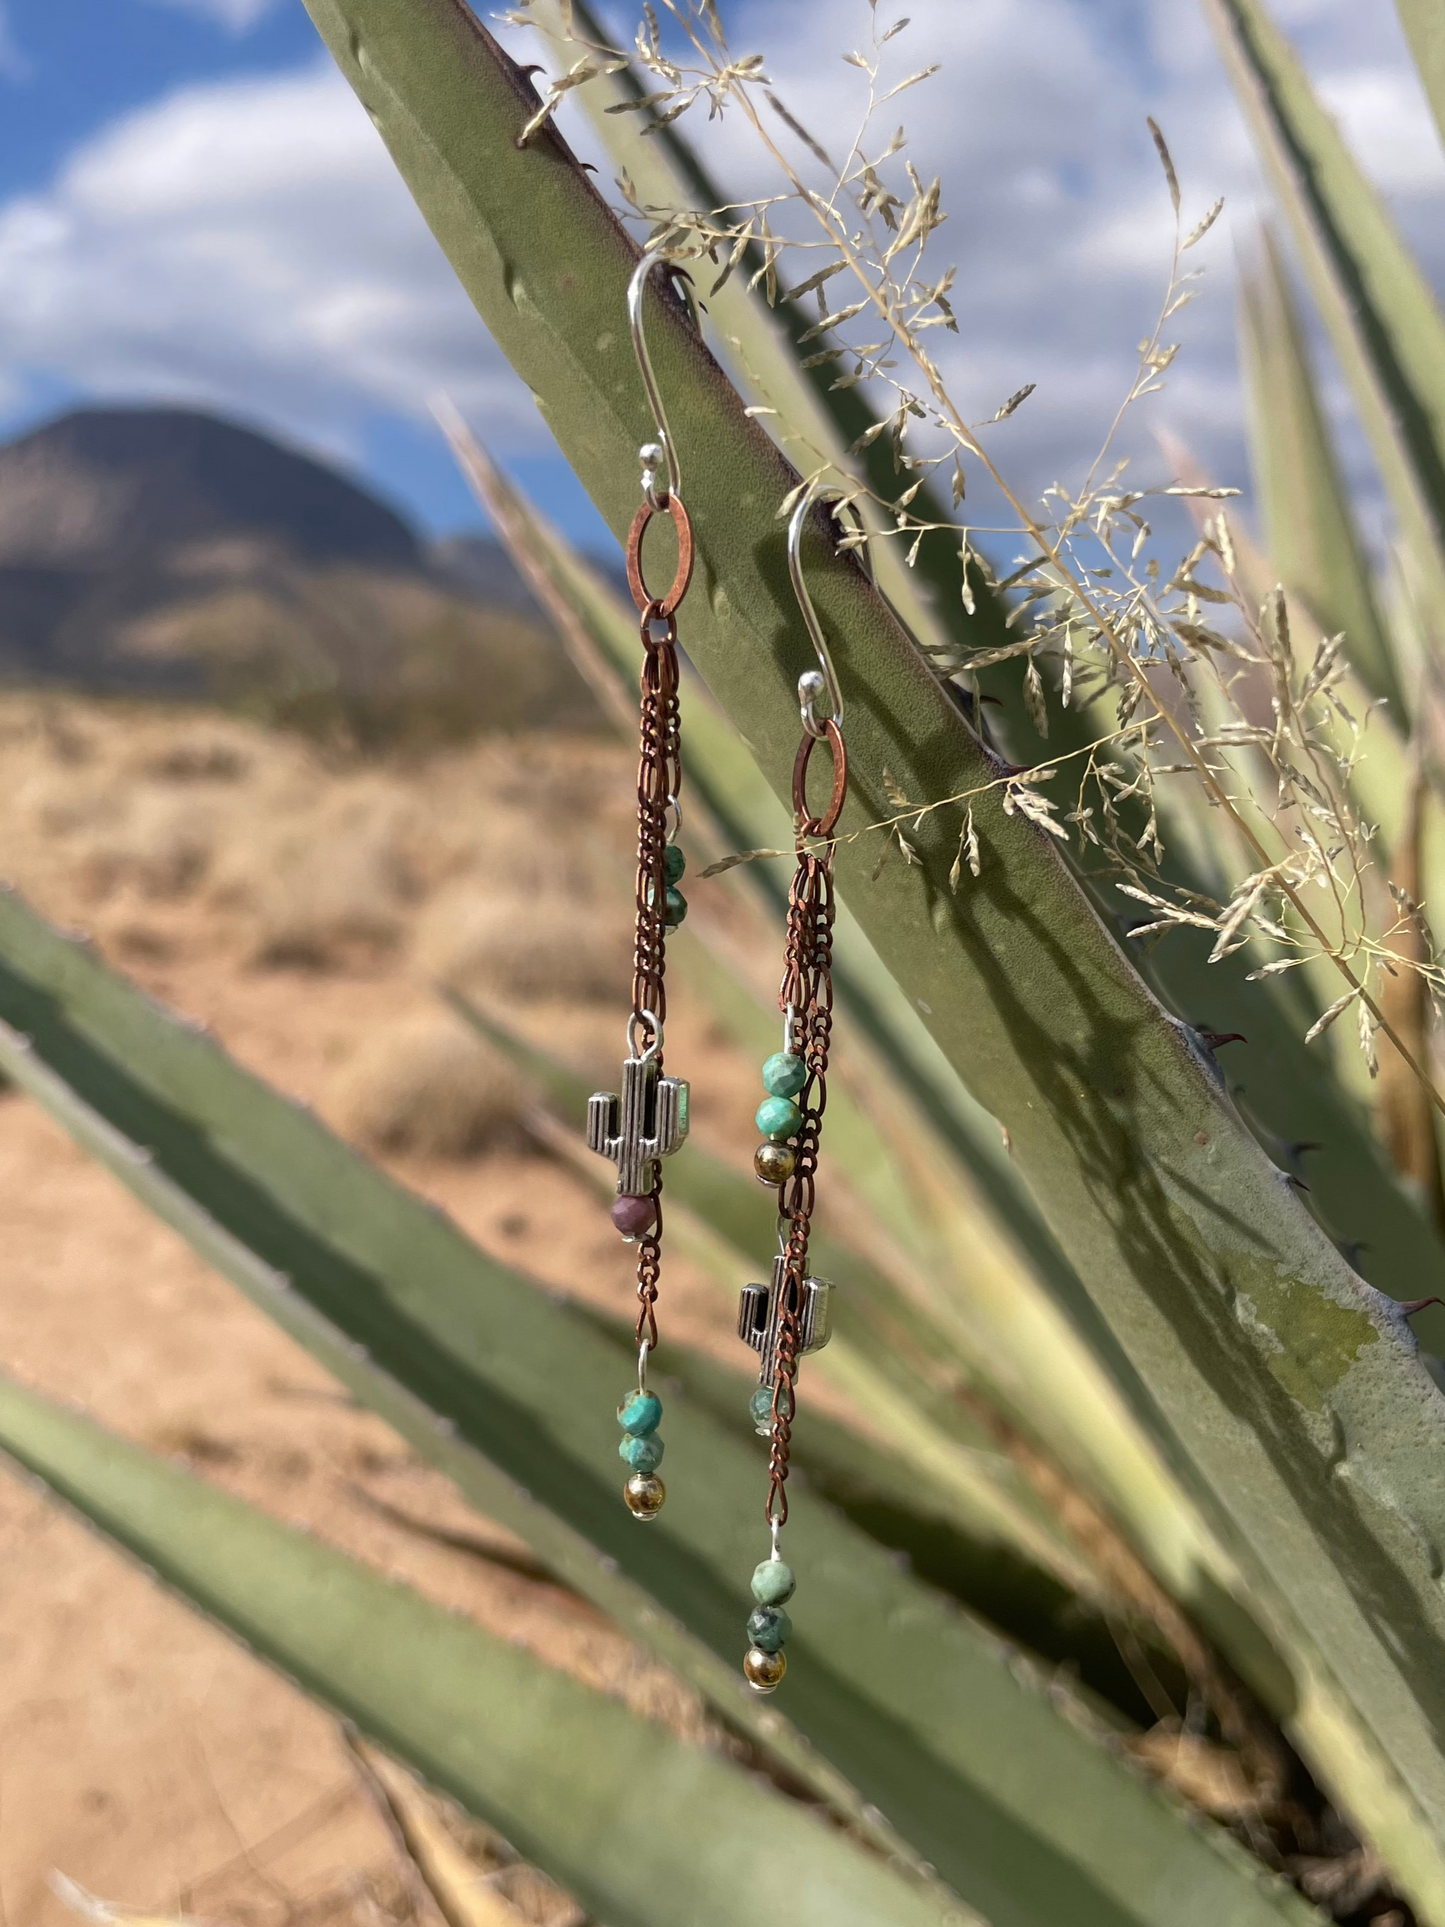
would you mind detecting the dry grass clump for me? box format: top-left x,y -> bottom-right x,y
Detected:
243,784 -> 424,971
79,783 -> 222,901
326,1008 -> 530,1158
0,698 -> 311,923
0,693 -> 638,1017
469,804 -> 616,906
138,729 -> 253,784
10,763 -> 122,847
416,885 -> 633,1006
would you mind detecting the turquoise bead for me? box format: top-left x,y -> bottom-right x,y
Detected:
618,1390 -> 663,1437
746,1605 -> 792,1653
761,1051 -> 806,1099
751,1559 -> 796,1606
756,1095 -> 802,1141
749,1386 -> 774,1435
665,887 -> 687,928
620,1432 -> 665,1473
664,844 -> 686,884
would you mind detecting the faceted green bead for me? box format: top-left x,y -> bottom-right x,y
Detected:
761,1051 -> 806,1099
664,844 -> 686,884
620,1432 -> 665,1473
664,887 -> 687,928
746,1605 -> 792,1653
751,1559 -> 796,1606
617,1389 -> 663,1437
748,1386 -> 774,1435
755,1095 -> 802,1140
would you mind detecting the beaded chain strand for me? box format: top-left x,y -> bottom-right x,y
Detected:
613,509 -> 691,1519
588,252 -> 696,1521
739,719 -> 847,1692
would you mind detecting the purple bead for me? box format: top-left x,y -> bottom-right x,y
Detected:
611,1194 -> 657,1238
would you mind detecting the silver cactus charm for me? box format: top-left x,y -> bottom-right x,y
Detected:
738,1254 -> 833,1388
588,1053 -> 689,1198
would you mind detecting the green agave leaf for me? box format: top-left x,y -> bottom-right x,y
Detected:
1202,0 -> 1445,653
0,889 -> 1320,1927
959,528 -> 1445,1319
299,1 -> 1445,1905
1168,444 -> 1445,1148
1394,1 -> 1445,156
1238,226 -> 1401,716
0,1373 -> 955,1927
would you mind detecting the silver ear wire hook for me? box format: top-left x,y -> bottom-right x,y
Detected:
628,249 -> 690,512
788,482 -> 863,740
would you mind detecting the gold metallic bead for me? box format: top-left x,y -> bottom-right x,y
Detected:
743,1645 -> 787,1693
754,1140 -> 797,1186
624,1472 -> 666,1520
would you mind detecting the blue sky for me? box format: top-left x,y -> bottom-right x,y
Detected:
0,0 -> 607,542
0,4 -> 311,195
0,0 -> 1438,558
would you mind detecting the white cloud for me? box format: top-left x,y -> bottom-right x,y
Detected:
1318,67 -> 1445,195
0,0 -> 1439,554
143,0 -> 283,34
0,59 -> 537,460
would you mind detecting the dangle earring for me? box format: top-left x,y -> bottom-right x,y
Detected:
737,483 -> 851,1691
588,250 -> 696,1522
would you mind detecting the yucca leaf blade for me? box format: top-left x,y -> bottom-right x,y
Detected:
1201,0 -> 1445,641
1238,226 -> 1402,715
0,1372 -> 959,1927
1394,0 -> 1445,154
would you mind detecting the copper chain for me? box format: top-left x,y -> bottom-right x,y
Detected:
625,484 -> 691,1357
764,823 -> 838,1532
629,597 -> 680,1351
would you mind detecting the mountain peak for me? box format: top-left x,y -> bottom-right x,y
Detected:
0,406 -> 421,573
0,403 -> 603,743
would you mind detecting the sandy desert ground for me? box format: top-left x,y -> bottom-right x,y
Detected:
0,692 -> 784,1926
